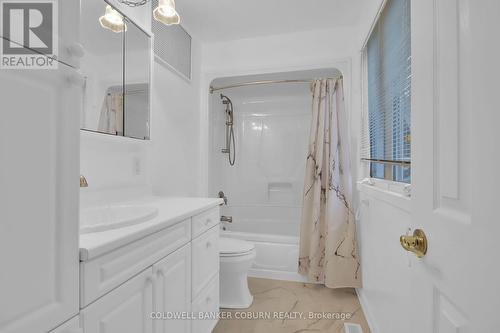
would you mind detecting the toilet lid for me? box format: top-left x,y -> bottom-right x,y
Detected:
219,238 -> 255,255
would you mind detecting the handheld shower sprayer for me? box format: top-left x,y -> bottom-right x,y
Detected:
220,94 -> 236,166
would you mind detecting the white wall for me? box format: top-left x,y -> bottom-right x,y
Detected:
201,27 -> 360,73
80,131 -> 150,190
356,183 -> 412,333
149,37 -> 203,197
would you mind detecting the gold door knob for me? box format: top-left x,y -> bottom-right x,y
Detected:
400,229 -> 428,258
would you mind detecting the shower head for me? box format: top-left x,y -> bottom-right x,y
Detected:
220,94 -> 230,104
220,94 -> 236,166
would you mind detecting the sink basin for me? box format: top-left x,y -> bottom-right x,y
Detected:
80,204 -> 159,233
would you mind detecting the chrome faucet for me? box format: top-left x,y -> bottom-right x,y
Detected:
218,191 -> 227,205
80,175 -> 88,188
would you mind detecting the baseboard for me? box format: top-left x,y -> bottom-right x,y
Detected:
355,288 -> 381,333
248,268 -> 311,283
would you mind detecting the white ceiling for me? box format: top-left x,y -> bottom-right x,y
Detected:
175,0 -> 366,42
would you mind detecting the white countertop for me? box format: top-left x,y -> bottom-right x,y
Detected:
79,197 -> 223,261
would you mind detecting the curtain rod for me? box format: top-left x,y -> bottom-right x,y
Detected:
209,75 -> 343,94
361,158 -> 411,166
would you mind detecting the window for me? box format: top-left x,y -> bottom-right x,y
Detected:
362,0 -> 411,183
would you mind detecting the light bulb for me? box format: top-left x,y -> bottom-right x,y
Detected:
99,5 -> 126,33
159,6 -> 176,18
153,0 -> 180,25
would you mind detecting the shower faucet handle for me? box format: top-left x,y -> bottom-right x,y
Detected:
218,191 -> 228,205
220,216 -> 233,223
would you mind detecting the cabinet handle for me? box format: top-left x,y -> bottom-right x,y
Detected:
206,241 -> 212,248
206,296 -> 212,304
205,218 -> 211,225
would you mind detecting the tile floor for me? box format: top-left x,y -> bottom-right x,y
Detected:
213,277 -> 371,333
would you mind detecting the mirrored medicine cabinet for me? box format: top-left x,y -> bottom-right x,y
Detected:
80,0 -> 151,140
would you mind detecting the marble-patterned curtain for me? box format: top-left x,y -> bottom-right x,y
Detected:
298,78 -> 361,288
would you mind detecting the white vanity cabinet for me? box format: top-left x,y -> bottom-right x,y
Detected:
80,269 -> 154,333
191,208 -> 221,333
79,203 -> 222,333
79,220 -> 192,307
153,244 -> 192,333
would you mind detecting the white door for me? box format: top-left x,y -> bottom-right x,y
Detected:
0,1 -> 81,332
81,269 -> 153,333
410,0 -> 500,332
0,63 -> 81,332
152,244 -> 191,333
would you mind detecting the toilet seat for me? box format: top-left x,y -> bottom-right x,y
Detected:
219,238 -> 255,257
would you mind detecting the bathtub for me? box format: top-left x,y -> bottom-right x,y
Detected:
221,218 -> 308,282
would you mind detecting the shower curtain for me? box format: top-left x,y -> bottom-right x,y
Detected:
298,78 -> 361,288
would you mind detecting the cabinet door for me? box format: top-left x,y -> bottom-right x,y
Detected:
152,244 -> 191,333
81,269 -> 153,333
0,65 -> 81,331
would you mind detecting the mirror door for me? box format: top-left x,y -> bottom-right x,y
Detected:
124,19 -> 151,140
80,0 -> 151,140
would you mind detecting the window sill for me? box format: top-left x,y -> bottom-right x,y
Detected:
356,178 -> 411,213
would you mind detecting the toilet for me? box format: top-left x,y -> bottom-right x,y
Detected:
219,237 -> 256,309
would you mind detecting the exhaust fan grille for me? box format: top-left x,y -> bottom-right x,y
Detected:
152,0 -> 192,80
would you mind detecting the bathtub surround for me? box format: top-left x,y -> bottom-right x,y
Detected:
299,78 -> 361,288
208,70 -> 340,282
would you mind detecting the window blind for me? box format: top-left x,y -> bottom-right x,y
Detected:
361,0 -> 411,183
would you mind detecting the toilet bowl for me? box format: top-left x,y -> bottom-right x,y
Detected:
219,237 -> 256,309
